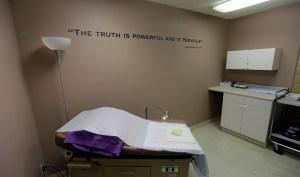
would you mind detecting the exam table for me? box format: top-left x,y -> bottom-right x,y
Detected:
56,130 -> 192,177
55,107 -> 208,177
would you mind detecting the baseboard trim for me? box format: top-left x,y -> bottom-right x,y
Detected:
190,116 -> 220,130
222,127 -> 267,147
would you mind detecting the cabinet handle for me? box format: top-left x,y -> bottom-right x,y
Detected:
240,105 -> 247,109
67,162 -> 92,169
119,171 -> 136,175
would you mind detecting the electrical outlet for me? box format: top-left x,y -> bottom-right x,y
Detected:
161,166 -> 178,173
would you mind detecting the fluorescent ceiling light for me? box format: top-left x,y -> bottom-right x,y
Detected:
213,0 -> 270,13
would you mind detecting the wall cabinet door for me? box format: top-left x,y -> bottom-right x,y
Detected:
226,50 -> 248,69
247,48 -> 280,70
226,48 -> 281,70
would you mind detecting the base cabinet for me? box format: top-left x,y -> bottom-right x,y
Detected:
68,158 -> 191,177
221,93 -> 273,144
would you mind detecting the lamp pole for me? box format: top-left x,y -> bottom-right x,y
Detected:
145,105 -> 169,120
54,50 -> 69,122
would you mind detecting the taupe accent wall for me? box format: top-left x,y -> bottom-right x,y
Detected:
10,0 -> 227,166
0,0 -> 44,177
4,0 -> 300,174
226,3 -> 300,88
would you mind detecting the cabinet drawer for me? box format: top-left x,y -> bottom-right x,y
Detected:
69,168 -> 101,177
245,97 -> 272,110
224,93 -> 244,103
103,166 -> 150,177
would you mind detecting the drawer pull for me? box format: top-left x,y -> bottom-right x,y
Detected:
119,171 -> 136,175
67,162 -> 92,169
240,104 -> 247,109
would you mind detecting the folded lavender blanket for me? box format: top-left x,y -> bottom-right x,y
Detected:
64,130 -> 124,157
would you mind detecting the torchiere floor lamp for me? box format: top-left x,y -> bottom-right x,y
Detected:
41,37 -> 71,122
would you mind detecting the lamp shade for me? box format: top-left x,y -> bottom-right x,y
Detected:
41,37 -> 71,50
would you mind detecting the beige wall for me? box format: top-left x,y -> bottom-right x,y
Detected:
225,3 -> 300,88
5,0 -> 300,174
0,0 -> 44,176
10,0 -> 227,166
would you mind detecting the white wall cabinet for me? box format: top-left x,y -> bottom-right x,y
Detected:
226,48 -> 281,70
221,93 -> 273,144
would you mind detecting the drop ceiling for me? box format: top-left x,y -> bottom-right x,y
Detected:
146,0 -> 300,19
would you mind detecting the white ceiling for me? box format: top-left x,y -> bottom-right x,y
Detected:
146,0 -> 300,19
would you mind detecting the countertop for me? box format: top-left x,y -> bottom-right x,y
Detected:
209,84 -> 288,101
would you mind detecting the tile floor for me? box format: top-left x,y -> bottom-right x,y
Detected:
189,120 -> 300,177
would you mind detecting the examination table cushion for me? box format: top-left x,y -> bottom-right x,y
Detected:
55,120 -> 191,157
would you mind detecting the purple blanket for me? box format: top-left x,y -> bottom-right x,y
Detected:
64,130 -> 124,157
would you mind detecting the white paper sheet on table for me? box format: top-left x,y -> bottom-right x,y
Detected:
57,107 -> 148,148
144,122 -> 200,153
57,107 -> 208,177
